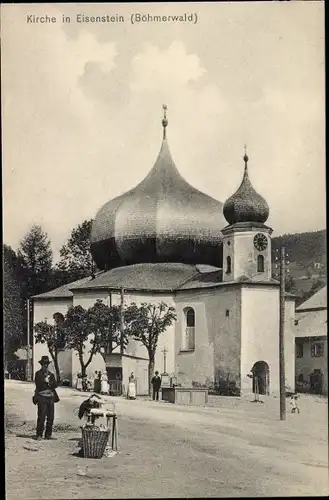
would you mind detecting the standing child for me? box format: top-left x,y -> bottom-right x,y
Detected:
290,394 -> 300,414
127,372 -> 136,400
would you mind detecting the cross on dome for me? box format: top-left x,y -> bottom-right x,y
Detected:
244,144 -> 249,165
162,104 -> 168,139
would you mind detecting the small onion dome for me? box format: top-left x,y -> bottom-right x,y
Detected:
223,150 -> 269,225
90,106 -> 225,271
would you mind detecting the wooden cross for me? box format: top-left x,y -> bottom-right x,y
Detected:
162,346 -> 168,374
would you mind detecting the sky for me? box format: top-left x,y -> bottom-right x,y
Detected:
1,2 -> 325,262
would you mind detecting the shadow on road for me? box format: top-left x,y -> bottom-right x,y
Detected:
15,433 -> 37,440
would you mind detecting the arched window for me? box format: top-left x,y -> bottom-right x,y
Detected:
257,255 -> 265,273
53,312 -> 65,350
226,256 -> 232,274
182,307 -> 195,351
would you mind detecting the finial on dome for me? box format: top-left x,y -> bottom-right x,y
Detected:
162,104 -> 168,139
243,144 -> 249,166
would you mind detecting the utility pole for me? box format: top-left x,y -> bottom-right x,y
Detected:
26,298 -> 32,382
279,246 -> 286,421
120,288 -> 125,355
108,291 -> 113,354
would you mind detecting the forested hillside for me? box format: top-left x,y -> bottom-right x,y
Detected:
272,229 -> 326,305
272,230 -> 326,267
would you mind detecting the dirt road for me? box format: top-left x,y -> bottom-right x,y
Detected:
5,380 -> 328,498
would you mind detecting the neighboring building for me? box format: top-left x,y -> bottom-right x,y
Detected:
32,107 -> 296,397
295,286 -> 327,395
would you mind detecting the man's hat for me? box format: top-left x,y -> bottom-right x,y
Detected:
39,355 -> 50,366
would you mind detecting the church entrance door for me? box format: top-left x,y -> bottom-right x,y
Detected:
251,361 -> 270,395
106,367 -> 123,396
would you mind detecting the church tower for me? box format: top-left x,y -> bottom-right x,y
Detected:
222,148 -> 272,282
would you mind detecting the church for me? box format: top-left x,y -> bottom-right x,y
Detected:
32,107 -> 296,397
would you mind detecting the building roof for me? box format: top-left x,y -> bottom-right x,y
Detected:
32,276 -> 95,299
295,309 -> 327,338
67,263 -> 281,293
296,285 -> 327,312
70,263 -> 202,292
33,263 -> 285,299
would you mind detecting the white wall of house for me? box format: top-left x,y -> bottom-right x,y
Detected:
284,298 -> 296,393
295,337 -> 327,395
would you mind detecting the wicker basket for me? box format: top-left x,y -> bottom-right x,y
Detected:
81,425 -> 110,459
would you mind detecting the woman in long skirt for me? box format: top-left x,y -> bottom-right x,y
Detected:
101,372 -> 109,395
76,374 -> 83,391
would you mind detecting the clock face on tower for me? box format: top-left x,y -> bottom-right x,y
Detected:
253,233 -> 268,251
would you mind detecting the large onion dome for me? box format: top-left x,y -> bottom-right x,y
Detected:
223,150 -> 269,225
91,106 -> 225,270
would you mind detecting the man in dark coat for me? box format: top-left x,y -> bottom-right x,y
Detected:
34,356 -> 59,440
151,371 -> 161,401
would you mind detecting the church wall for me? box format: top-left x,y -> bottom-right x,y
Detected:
211,287 -> 242,388
240,286 -> 280,395
72,290 -> 109,309
32,298 -> 72,379
174,292 -> 212,386
174,286 -> 242,387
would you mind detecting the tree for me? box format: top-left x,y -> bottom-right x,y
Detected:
4,248 -> 24,363
56,219 -> 94,281
285,275 -> 298,294
125,302 -> 177,395
87,300 -> 129,355
63,304 -> 97,378
18,224 -> 53,297
34,317 -> 65,383
63,300 -> 130,378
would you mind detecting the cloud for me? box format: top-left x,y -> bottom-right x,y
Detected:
130,40 -> 206,91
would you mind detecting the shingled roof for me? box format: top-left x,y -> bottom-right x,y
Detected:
69,263 -> 201,293
32,276 -> 95,299
33,263 -> 286,299
295,309 -> 327,338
